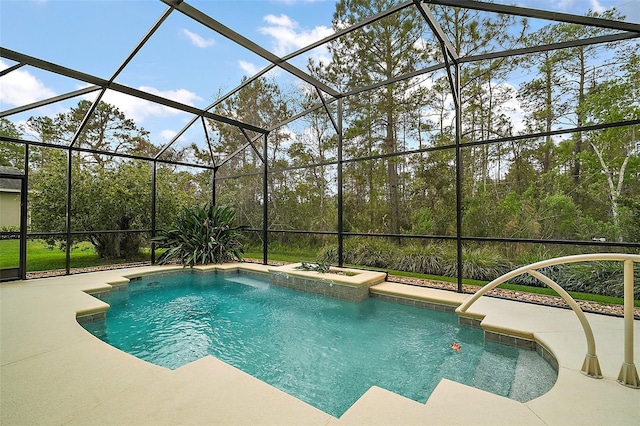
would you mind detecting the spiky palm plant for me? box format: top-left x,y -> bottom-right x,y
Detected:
152,204 -> 247,266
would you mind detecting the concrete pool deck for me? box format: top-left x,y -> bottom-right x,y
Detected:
1,264 -> 638,425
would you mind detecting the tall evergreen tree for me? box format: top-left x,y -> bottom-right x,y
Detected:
211,76 -> 293,230
314,0 -> 431,234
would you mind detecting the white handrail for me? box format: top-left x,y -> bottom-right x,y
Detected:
455,253 -> 639,387
619,259 -> 639,388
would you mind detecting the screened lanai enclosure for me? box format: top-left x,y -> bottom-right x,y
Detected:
1,0 -> 639,296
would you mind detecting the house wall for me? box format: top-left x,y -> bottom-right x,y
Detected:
0,191 -> 21,227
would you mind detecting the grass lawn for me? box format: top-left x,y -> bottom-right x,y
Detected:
3,242 -> 635,307
0,239 -> 149,272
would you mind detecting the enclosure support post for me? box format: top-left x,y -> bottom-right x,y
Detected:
337,98 -> 344,268
212,167 -> 217,206
19,144 -> 29,280
454,62 -> 463,293
65,149 -> 72,275
151,161 -> 157,265
262,133 -> 268,265
618,259 -> 639,387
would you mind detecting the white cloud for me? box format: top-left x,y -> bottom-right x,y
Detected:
159,129 -> 177,141
495,82 -> 527,134
182,29 -> 215,48
139,86 -> 202,106
0,60 -> 56,106
83,85 -> 202,123
259,14 -> 333,57
238,60 -> 260,76
158,129 -> 192,145
589,0 -> 606,13
263,14 -> 296,28
556,0 -> 575,10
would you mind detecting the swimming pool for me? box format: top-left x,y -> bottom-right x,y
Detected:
82,271 -> 557,417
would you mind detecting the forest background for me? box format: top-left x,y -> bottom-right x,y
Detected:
1,1 -> 638,297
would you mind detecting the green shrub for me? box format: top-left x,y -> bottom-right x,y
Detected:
321,241 -> 513,281
319,240 -> 638,299
0,225 -> 20,240
344,238 -> 395,268
317,246 -> 339,264
152,204 -> 247,266
318,238 -> 395,268
550,261 -> 639,299
509,247 -> 565,287
394,244 -> 446,276
441,246 -> 512,281
507,246 -> 639,298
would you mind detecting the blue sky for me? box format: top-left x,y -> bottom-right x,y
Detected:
1,0 -> 638,148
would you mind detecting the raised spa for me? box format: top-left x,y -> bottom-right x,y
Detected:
82,271 -> 557,417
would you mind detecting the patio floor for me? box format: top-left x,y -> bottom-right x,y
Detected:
1,264 -> 638,425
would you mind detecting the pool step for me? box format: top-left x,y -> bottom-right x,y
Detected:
508,350 -> 557,402
471,349 -> 514,397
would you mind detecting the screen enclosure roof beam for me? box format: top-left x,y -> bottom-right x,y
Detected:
459,31 -> 640,63
0,62 -> 25,78
0,86 -> 101,118
424,0 -> 640,33
161,0 -> 341,98
415,1 -> 459,61
0,48 -> 268,135
207,0 -> 414,108
69,5 -> 176,148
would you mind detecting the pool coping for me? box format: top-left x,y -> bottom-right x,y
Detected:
1,263 -> 639,425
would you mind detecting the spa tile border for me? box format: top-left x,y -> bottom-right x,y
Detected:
370,292 -> 457,312
270,273 -> 371,302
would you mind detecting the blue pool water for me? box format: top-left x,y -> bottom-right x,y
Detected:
82,272 -> 556,417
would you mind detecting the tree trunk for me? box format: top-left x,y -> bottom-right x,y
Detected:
386,86 -> 400,235
572,48 -> 586,201
590,142 -> 630,242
